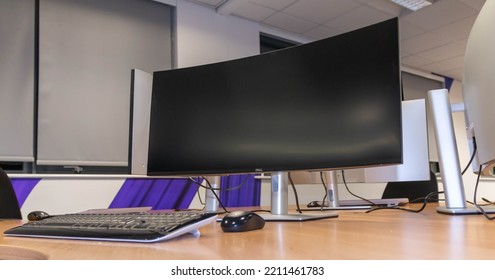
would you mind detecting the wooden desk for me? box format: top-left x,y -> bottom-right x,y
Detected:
1,204 -> 494,260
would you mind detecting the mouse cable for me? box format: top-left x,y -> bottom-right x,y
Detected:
365,190 -> 443,214
288,172 -> 303,213
472,165 -> 495,220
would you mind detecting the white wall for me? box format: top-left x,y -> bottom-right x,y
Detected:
175,0 -> 260,67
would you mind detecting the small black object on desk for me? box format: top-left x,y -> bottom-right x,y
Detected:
220,211 -> 265,232
27,211 -> 51,221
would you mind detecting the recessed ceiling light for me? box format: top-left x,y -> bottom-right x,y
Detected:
390,0 -> 432,11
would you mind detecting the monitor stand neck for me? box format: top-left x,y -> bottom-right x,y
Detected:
325,170 -> 340,208
261,171 -> 338,221
204,176 -> 221,213
318,171 -> 372,210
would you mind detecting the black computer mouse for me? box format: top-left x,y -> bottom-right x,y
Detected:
220,211 -> 265,232
27,211 -> 51,221
307,200 -> 329,207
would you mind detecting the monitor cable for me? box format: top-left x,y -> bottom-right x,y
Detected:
365,190 -> 444,213
472,165 -> 495,220
196,184 -> 205,206
481,198 -> 495,205
459,137 -> 494,209
319,172 -> 329,211
194,175 -> 251,192
461,137 -> 477,175
340,170 -> 377,207
364,136 -> 478,214
288,172 -> 303,214
188,177 -> 229,214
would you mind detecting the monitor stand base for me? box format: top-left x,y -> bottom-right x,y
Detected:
258,212 -> 338,221
437,205 -> 495,215
303,206 -> 371,211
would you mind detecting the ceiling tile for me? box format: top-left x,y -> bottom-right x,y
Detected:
249,0 -> 298,10
324,5 -> 395,32
400,31 -> 454,54
365,0 -> 402,16
416,42 -> 466,61
282,0 -> 359,24
232,2 -> 277,21
422,61 -> 455,74
399,20 -> 425,40
303,25 -> 342,39
263,12 -> 318,33
440,55 -> 465,69
459,0 -> 487,10
401,0 -> 479,31
433,15 -> 477,41
401,55 -> 434,68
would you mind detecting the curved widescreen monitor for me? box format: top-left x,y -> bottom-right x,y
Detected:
148,18 -> 402,176
463,1 -> 495,174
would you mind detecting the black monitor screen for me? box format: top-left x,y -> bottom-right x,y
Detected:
147,18 -> 402,176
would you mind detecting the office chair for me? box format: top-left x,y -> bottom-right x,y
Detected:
381,171 -> 439,203
0,167 -> 22,219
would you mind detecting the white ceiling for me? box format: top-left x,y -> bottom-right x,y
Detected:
186,0 -> 486,81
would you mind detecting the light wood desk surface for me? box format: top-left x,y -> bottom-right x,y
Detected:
1,203 -> 494,260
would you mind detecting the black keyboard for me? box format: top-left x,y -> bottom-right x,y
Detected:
4,211 -> 217,243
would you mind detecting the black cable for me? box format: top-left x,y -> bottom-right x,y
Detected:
482,197 -> 495,205
193,175 -> 251,191
472,165 -> 495,220
188,174 -> 251,210
196,187 -> 205,206
189,176 -> 205,206
408,195 -> 444,204
319,172 -> 329,210
341,170 -> 377,206
461,137 -> 477,175
188,177 -> 229,213
365,191 -> 444,213
288,172 -> 302,213
202,177 -> 229,213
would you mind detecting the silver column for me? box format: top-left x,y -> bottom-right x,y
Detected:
428,89 -> 467,211
204,176 -> 220,213
271,172 -> 288,215
324,170 -> 340,207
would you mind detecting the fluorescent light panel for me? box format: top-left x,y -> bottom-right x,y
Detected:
390,0 -> 432,11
